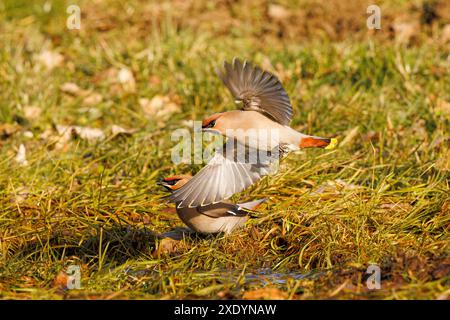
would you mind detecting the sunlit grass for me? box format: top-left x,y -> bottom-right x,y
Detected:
0,0 -> 448,299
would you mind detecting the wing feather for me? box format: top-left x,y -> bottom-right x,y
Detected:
169,140 -> 281,208
216,58 -> 293,125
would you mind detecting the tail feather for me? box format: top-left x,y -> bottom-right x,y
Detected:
299,136 -> 337,149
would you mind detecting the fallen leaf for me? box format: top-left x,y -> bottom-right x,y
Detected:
117,67 -> 136,93
23,131 -> 34,138
0,123 -> 20,139
110,124 -> 136,136
242,287 -> 287,300
83,92 -> 103,106
23,105 -> 42,120
152,238 -> 180,257
15,144 -> 28,166
441,24 -> 450,43
60,82 -> 84,95
53,270 -> 69,290
268,4 -> 290,20
140,95 -> 181,120
392,22 -> 419,44
37,50 -> 63,70
56,125 -> 105,142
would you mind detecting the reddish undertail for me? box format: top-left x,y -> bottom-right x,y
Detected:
299,137 -> 338,149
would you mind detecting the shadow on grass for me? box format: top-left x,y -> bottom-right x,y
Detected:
14,224 -> 205,266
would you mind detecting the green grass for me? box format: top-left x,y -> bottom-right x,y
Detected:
0,0 -> 449,299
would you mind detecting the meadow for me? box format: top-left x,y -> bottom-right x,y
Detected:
0,0 -> 449,299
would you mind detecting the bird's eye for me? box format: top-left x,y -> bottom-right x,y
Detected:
202,119 -> 216,129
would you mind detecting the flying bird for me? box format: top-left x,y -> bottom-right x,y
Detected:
170,58 -> 337,208
159,175 -> 266,234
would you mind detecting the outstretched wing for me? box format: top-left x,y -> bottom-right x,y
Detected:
216,57 -> 293,125
169,139 -> 282,208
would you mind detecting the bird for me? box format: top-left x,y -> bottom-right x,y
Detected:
159,174 -> 266,234
170,57 -> 337,208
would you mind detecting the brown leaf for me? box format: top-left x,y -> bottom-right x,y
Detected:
441,24 -> 450,43
60,82 -> 84,95
140,95 -> 181,120
37,50 -> 63,70
53,270 -> 69,290
56,125 -> 105,142
117,67 -> 136,93
268,4 -> 290,20
110,125 -> 136,137
23,106 -> 42,120
392,22 -> 419,44
152,238 -> 180,257
83,93 -> 103,106
0,123 -> 20,139
242,287 -> 287,300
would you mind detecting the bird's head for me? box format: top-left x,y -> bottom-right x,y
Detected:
201,113 -> 225,134
158,175 -> 191,192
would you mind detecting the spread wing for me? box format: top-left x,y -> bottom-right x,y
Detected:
216,57 -> 293,125
169,139 -> 282,208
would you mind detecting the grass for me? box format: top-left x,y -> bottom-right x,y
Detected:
0,0 -> 449,299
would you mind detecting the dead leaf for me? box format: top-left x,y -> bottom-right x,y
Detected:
152,238 -> 180,257
392,22 -> 419,44
110,124 -> 136,137
56,125 -> 105,142
83,93 -> 103,106
15,144 -> 28,166
117,67 -> 136,93
60,82 -> 84,95
242,287 -> 287,300
23,106 -> 42,120
0,123 -> 20,139
53,270 -> 69,289
37,50 -> 63,70
441,24 -> 450,43
23,131 -> 34,138
140,95 -> 181,120
268,4 -> 290,20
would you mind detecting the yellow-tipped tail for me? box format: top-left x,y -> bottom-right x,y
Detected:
325,138 -> 338,150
